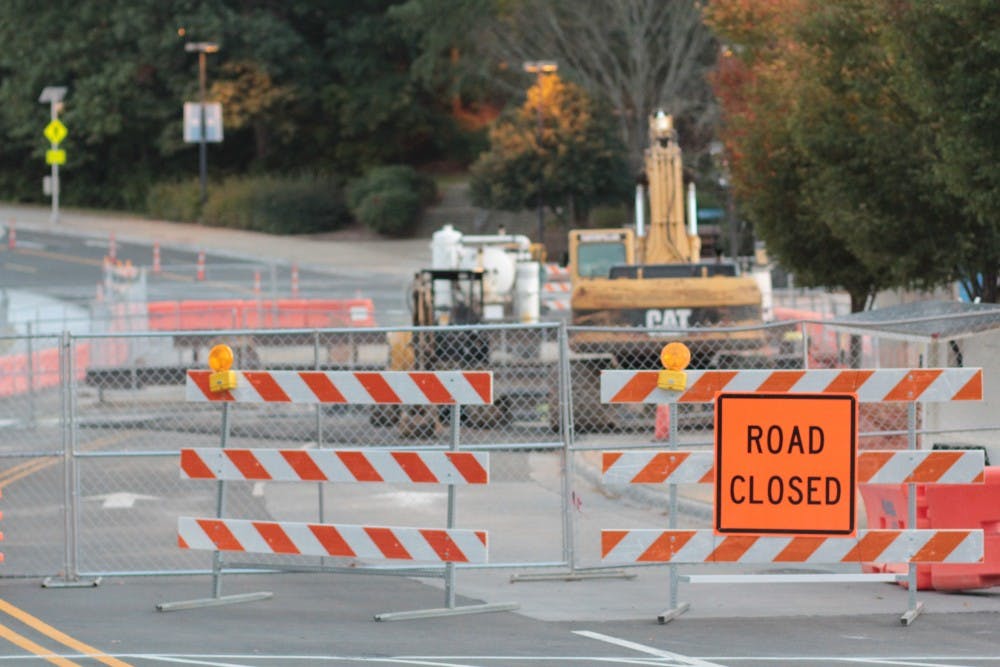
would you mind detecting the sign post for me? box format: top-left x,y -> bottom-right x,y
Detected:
39,87 -> 68,224
714,392 -> 857,536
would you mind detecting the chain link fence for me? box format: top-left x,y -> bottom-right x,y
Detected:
0,310 -> 997,579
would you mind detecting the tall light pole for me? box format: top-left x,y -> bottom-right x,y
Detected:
185,41 -> 219,206
522,60 -> 558,245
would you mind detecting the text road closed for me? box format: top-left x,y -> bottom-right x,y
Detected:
715,392 -> 857,536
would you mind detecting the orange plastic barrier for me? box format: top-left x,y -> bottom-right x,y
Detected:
0,342 -> 89,398
146,298 -> 376,331
860,465 -> 1000,590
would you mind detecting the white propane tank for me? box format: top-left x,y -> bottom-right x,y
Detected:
515,260 -> 540,323
479,246 -> 516,300
430,224 -> 463,311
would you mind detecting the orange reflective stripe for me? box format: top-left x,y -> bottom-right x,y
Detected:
883,369 -> 942,402
180,449 -> 214,479
299,372 -> 347,403
280,450 -> 328,481
226,450 -> 271,480
392,452 -> 437,483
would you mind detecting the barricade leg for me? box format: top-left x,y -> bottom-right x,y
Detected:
157,404 -> 273,611
375,405 -> 518,621
901,402 -> 924,626
658,403 -> 689,624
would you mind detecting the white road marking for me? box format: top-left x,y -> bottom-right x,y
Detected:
1,655 -> 997,666
575,630 -> 729,667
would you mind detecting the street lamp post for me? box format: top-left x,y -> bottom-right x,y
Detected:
522,60 -> 558,245
185,41 -> 219,206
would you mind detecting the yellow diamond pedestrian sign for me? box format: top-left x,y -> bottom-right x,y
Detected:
44,119 -> 67,145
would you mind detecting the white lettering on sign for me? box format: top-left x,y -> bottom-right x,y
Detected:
645,308 -> 692,328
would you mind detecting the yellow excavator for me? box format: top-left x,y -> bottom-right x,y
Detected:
561,110 -> 766,429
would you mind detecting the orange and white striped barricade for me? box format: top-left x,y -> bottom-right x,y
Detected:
160,368 -> 518,620
599,366 -> 985,625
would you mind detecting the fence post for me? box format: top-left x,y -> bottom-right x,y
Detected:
510,321 -> 633,583
43,332 -> 99,588
25,322 -> 35,429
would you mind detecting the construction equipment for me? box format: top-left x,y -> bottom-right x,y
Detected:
378,229 -> 547,435
562,110 -> 767,430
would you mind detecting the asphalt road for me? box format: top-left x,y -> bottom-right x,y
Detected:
1,225 -> 415,326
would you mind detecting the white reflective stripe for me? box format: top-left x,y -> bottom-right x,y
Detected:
602,530 -> 983,564
177,517 -> 216,550
276,372 -> 317,403
853,369 -> 907,401
788,372 -> 831,394
602,451 -> 712,485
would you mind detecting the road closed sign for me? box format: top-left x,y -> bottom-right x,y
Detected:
715,392 -> 857,537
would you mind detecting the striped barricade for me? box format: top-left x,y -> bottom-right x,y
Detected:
602,529 -> 983,565
602,449 -> 987,486
181,448 -> 489,485
186,369 -> 493,405
598,366 -> 986,625
601,367 -> 983,405
179,518 -> 487,563
161,367 -> 518,620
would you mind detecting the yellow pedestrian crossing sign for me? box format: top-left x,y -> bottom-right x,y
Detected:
44,119 -> 67,145
46,149 -> 66,165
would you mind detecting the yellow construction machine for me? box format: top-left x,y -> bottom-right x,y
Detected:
561,110 -> 766,430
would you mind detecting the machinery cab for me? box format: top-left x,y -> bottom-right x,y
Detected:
568,228 -> 636,281
411,268 -> 485,327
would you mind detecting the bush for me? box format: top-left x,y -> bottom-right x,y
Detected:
147,174 -> 351,233
353,187 -> 421,236
145,180 -> 202,223
346,165 -> 437,236
200,174 -> 351,234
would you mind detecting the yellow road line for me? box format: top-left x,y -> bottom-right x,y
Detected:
15,247 -> 104,268
0,457 -> 58,489
0,432 -> 137,489
0,620 -> 83,666
4,262 -> 37,274
0,598 -> 130,667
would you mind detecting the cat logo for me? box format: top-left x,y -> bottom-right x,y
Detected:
645,308 -> 692,328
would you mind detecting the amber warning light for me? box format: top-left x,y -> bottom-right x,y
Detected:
208,344 -> 237,393
714,392 -> 857,537
657,342 -> 690,391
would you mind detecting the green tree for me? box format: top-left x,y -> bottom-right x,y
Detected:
884,0 -> 1000,303
469,75 -> 630,227
706,0 -> 979,311
0,1 -> 477,212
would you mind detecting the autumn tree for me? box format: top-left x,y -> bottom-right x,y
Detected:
705,0 -> 981,311
468,74 -> 630,230
476,0 -> 718,175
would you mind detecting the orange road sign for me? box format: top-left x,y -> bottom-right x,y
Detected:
715,392 -> 857,537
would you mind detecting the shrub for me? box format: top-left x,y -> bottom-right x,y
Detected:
353,187 -> 421,236
145,180 -> 202,223
346,165 -> 437,236
200,174 -> 351,234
